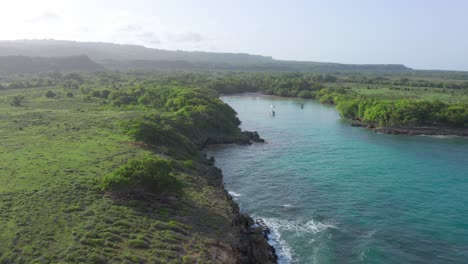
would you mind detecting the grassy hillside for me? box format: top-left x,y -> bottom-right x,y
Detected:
0,40 -> 411,73
0,84 -> 273,263
0,55 -> 104,74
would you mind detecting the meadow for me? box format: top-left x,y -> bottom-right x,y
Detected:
0,85 -> 248,263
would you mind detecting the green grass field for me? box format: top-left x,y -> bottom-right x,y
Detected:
0,87 -> 240,263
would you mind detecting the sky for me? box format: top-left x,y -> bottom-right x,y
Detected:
1,0 -> 468,70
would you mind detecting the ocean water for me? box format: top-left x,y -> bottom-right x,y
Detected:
206,94 -> 468,264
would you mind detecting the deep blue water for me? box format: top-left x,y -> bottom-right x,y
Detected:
206,94 -> 468,264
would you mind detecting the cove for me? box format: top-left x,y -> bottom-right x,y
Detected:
206,94 -> 468,264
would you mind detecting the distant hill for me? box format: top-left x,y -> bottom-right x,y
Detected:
0,55 -> 104,74
0,40 -> 412,73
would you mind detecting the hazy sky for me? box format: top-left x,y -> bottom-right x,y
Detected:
1,0 -> 467,70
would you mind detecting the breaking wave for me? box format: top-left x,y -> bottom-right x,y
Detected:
260,217 -> 335,263
228,191 -> 241,197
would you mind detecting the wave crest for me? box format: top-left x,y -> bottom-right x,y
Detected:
228,191 -> 241,197
260,217 -> 335,263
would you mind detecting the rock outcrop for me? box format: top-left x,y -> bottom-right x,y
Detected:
203,146 -> 277,263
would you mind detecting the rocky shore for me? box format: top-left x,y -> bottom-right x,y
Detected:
351,120 -> 468,137
203,132 -> 278,263
202,131 -> 265,148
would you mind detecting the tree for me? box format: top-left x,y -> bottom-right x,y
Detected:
100,156 -> 179,192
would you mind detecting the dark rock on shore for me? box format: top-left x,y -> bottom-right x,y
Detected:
374,126 -> 468,136
202,130 -> 265,148
200,147 -> 277,263
199,130 -> 276,263
349,120 -> 468,136
235,213 -> 278,264
241,131 -> 265,143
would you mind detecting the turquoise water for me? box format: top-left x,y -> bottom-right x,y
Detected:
206,94 -> 468,264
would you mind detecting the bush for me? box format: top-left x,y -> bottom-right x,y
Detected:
101,89 -> 112,99
129,238 -> 149,249
11,95 -> 24,106
298,90 -> 314,99
66,92 -> 74,98
45,91 -> 56,98
101,156 -> 179,192
92,90 -> 101,97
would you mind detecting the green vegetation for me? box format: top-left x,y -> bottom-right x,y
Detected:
1,68 -> 467,263
0,79 -> 253,263
45,90 -> 57,98
101,156 -> 179,192
117,71 -> 466,127
10,95 -> 23,106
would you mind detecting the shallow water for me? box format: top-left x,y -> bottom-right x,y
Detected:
206,94 -> 468,264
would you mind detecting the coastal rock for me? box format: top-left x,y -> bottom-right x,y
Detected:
200,131 -> 275,263
241,131 -> 265,143
201,163 -> 277,263
374,126 -> 468,137
202,130 -> 265,148
236,213 -> 278,264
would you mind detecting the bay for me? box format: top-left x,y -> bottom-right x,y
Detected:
206,94 -> 468,264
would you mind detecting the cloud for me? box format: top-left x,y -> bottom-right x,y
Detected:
137,32 -> 161,45
167,32 -> 204,43
26,11 -> 60,23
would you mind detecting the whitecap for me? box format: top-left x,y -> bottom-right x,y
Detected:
228,191 -> 241,197
258,217 -> 336,263
264,218 -> 335,234
282,204 -> 294,208
257,217 -> 336,263
260,218 -> 294,264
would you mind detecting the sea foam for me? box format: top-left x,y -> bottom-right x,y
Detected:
260,217 -> 336,263
228,191 -> 241,197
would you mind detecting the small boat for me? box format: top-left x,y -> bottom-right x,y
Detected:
270,104 -> 276,116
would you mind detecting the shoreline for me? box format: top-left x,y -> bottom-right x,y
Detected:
374,126 -> 468,137
223,92 -> 468,137
203,133 -> 278,263
351,121 -> 468,137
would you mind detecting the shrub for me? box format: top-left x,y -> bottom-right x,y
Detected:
11,95 -> 24,106
66,92 -> 74,98
101,89 -> 112,99
45,91 -> 56,98
129,238 -> 149,249
298,90 -> 314,99
101,156 -> 179,192
92,90 -> 101,97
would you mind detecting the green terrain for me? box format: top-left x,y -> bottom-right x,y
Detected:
0,80 -> 271,263
0,69 -> 467,263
